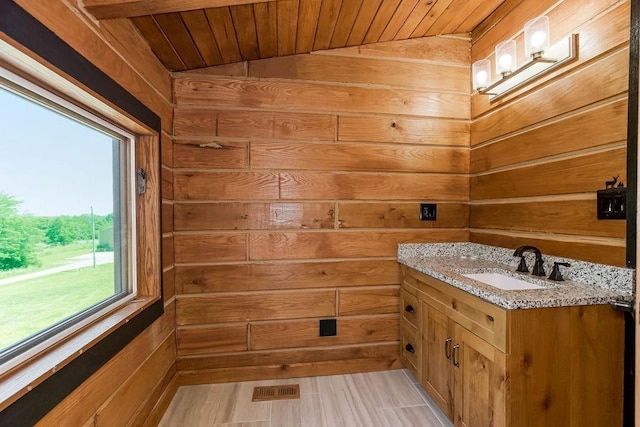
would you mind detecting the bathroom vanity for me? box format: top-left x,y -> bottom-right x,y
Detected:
398,243 -> 634,427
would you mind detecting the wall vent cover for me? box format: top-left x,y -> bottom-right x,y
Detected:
252,384 -> 300,401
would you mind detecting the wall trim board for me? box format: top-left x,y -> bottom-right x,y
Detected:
178,357 -> 403,386
0,1 -> 164,425
624,1 -> 639,425
138,367 -> 180,426
626,0 -> 638,269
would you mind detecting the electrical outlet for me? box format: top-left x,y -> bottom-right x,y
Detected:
420,203 -> 437,221
319,319 -> 337,336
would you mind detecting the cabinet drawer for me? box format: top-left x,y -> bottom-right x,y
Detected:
401,290 -> 420,328
401,321 -> 420,373
406,268 -> 508,352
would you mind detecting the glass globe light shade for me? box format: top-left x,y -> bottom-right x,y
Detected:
524,16 -> 550,58
472,59 -> 492,91
495,40 -> 517,76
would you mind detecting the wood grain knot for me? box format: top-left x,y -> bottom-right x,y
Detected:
541,394 -> 552,411
199,142 -> 223,149
391,122 -> 396,128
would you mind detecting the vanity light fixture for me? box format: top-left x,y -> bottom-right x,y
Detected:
473,15 -> 578,101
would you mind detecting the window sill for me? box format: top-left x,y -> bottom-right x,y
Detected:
0,296 -> 160,412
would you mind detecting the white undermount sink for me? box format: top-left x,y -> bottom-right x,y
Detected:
461,273 -> 545,291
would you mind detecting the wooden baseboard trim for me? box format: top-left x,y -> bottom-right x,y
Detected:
140,367 -> 179,427
178,357 -> 402,386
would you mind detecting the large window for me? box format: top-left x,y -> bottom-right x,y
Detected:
0,67 -> 137,367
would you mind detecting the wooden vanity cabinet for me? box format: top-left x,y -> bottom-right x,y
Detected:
400,265 -> 625,427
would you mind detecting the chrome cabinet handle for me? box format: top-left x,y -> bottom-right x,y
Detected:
452,344 -> 460,367
405,305 -> 415,314
444,337 -> 453,359
405,343 -> 415,354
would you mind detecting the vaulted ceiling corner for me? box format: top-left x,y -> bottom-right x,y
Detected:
83,0 -> 508,72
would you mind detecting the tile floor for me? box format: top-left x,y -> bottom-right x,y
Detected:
159,369 -> 452,426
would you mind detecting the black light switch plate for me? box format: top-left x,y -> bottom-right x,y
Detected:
319,319 -> 337,336
597,188 -> 627,220
420,203 -> 437,221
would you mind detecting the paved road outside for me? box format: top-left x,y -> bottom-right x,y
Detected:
0,252 -> 114,286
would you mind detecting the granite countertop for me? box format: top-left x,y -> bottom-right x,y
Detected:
398,243 -> 635,310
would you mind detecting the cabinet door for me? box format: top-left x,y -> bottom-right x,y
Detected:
422,302 -> 454,420
453,324 -> 507,427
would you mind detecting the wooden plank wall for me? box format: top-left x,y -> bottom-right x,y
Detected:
4,1 -> 178,425
470,0 -> 630,266
172,36 -> 471,384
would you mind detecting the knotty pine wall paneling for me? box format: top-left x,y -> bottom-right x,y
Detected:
1,1 -> 178,425
173,36 -> 471,384
470,0 -> 630,266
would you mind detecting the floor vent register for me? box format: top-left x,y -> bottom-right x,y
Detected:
251,384 -> 300,402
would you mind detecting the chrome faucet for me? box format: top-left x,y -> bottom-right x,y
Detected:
513,245 -> 546,276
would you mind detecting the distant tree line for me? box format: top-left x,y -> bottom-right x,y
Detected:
0,193 -> 113,271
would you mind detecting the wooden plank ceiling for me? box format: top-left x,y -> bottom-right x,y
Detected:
85,0 -> 506,71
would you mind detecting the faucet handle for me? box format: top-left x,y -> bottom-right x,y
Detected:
532,257 -> 546,276
548,262 -> 571,281
516,256 -> 529,273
